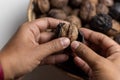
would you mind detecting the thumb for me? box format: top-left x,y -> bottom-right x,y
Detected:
71,41 -> 105,68
38,37 -> 70,58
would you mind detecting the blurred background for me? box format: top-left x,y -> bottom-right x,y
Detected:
0,0 -> 76,80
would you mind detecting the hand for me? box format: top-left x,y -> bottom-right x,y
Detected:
71,28 -> 120,80
0,18 -> 70,79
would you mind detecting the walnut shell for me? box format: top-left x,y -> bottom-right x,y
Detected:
65,15 -> 82,29
99,0 -> 114,7
68,23 -> 79,42
48,9 -> 67,20
107,20 -> 120,36
96,4 -> 109,14
35,0 -> 50,13
80,0 -> 96,21
57,23 -> 79,42
62,6 -> 72,15
50,0 -> 68,8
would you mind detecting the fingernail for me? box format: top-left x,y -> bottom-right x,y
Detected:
60,38 -> 70,48
71,41 -> 80,50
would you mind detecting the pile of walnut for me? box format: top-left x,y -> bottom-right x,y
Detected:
31,0 -> 120,44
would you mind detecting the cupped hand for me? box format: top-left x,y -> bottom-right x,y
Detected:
0,18 -> 70,79
71,28 -> 120,80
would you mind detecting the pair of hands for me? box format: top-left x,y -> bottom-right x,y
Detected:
0,18 -> 120,80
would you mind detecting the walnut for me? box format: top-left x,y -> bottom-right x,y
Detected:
62,6 -> 72,15
96,4 -> 109,14
99,0 -> 114,7
48,9 -> 67,20
50,0 -> 68,8
90,14 -> 112,33
65,15 -> 82,29
35,0 -> 50,13
80,0 -> 96,21
56,23 -> 84,42
107,20 -> 120,36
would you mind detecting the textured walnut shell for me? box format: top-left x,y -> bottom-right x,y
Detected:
68,24 -> 79,42
99,0 -> 114,7
107,20 -> 120,36
65,15 -> 82,29
48,9 -> 67,20
35,0 -> 50,13
59,23 -> 78,42
80,0 -> 96,21
50,0 -> 68,8
56,23 -> 84,42
96,4 -> 109,14
90,14 -> 112,33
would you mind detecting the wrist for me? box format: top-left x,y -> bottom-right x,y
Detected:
0,51 -> 15,79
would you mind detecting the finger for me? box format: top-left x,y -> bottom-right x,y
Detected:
74,57 -> 92,76
80,28 -> 120,56
40,54 -> 69,65
71,41 -> 105,68
39,32 -> 55,43
30,17 -> 69,31
37,37 -> 70,59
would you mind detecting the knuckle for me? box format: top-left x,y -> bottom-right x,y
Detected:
20,22 -> 31,30
49,40 -> 62,52
76,43 -> 92,60
97,33 -> 108,41
93,57 -> 106,67
77,43 -> 88,55
21,22 -> 30,27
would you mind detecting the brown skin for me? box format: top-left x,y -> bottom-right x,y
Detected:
71,28 -> 120,80
0,18 -> 70,79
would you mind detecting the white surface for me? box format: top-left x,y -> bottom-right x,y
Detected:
0,1 -> 76,80
0,0 -> 29,49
